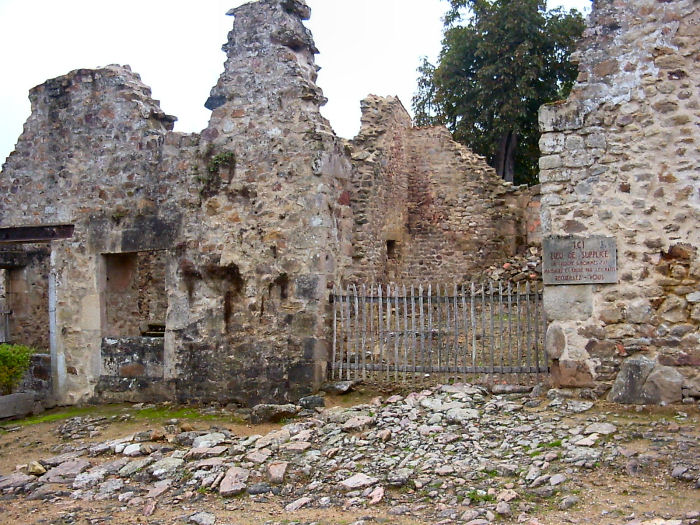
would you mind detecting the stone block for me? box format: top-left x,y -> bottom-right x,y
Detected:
539,133 -> 566,154
550,357 -> 596,387
545,324 -> 566,360
539,155 -> 562,170
640,365 -> 683,404
608,356 -> 655,404
626,299 -> 652,323
0,392 -> 37,419
539,102 -> 584,132
543,285 -> 593,321
659,349 -> 700,367
294,275 -> 320,300
599,305 -> 622,324
658,295 -> 688,323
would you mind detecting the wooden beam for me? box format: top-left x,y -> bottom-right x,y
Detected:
0,224 -> 74,244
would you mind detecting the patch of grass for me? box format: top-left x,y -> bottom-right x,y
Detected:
544,439 -> 562,448
132,406 -> 216,421
1,405 -> 106,428
465,489 -> 496,503
483,468 -> 499,478
0,403 -> 246,430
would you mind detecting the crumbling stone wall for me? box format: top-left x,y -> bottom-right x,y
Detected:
0,0 -> 353,406
346,96 -> 535,284
6,246 -> 50,350
0,64 -> 177,404
163,0 -> 354,405
539,0 -> 699,403
0,0 -> 537,406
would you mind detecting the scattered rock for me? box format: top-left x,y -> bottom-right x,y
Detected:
250,404 -> 299,424
559,495 -> 579,509
342,415 -> 375,432
368,485 -> 384,504
285,496 -> 312,511
584,422 -> 616,435
298,395 -> 325,409
496,501 -> 511,516
40,459 -> 91,484
188,511 -> 216,525
0,472 -> 34,490
148,457 -> 184,479
219,466 -> 249,497
267,461 -> 288,484
27,461 -> 46,476
192,432 -> 227,449
321,381 -> 355,395
340,473 -> 379,490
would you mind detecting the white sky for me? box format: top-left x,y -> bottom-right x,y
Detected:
0,0 -> 590,168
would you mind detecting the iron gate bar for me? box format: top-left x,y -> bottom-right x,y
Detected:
337,363 -> 548,374
330,281 -> 548,382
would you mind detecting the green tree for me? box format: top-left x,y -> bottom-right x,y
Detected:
413,0 -> 584,185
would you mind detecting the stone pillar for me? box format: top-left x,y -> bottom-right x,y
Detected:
168,0 -> 354,405
51,240 -> 103,404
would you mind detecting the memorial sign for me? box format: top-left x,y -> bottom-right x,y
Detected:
543,235 -> 617,285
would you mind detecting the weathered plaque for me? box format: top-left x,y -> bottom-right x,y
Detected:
543,235 -> 617,285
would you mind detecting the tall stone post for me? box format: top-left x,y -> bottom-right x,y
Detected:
167,0 -> 354,404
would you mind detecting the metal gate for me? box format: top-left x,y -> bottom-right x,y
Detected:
330,281 -> 548,382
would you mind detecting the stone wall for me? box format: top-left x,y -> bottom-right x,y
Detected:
0,0 -> 538,406
0,63 -> 177,404
539,0 -> 699,403
6,246 -> 50,350
0,0 -> 353,406
346,95 -> 535,284
164,0 -> 354,406
95,337 -> 167,403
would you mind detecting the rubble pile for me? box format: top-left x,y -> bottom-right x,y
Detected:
0,385 -> 698,524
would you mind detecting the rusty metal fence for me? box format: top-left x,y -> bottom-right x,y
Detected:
330,282 -> 548,383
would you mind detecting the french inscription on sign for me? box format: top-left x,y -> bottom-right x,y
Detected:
543,236 -> 617,285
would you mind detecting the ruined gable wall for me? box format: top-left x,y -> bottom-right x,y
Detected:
347,96 -> 533,285
539,0 -> 699,402
0,66 -> 178,403
0,0 -> 354,406
345,95 -> 413,283
162,0 -> 354,405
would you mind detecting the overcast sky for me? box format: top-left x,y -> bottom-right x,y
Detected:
0,0 -> 590,168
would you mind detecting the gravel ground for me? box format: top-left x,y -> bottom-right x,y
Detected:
0,384 -> 698,525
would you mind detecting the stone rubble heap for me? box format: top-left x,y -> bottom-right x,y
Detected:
0,385 -> 698,524
473,247 -> 543,285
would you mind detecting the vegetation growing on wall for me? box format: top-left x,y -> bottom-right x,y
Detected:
0,343 -> 35,395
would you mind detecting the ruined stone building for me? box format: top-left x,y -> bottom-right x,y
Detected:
540,0 -> 699,403
0,0 -> 533,406
4,0 -> 695,408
